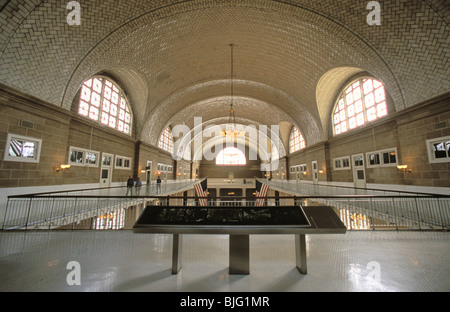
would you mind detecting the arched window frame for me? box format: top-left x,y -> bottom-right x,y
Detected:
216,147 -> 247,166
289,127 -> 306,154
158,127 -> 174,154
332,77 -> 388,136
78,76 -> 133,136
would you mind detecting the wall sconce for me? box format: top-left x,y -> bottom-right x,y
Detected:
397,165 -> 411,173
140,170 -> 146,174
319,169 -> 325,174
303,172 -> 307,176
56,164 -> 71,173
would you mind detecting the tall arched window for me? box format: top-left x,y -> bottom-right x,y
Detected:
78,76 -> 132,135
289,127 -> 305,154
158,127 -> 173,153
333,78 -> 388,136
216,147 -> 246,165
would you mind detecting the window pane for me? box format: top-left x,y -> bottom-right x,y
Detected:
22,142 -> 36,158
81,86 -> 91,102
85,152 -> 97,165
363,79 -> 373,94
103,156 -> 111,166
369,154 -> 380,165
90,92 -> 101,107
434,142 -> 447,158
79,101 -> 89,117
93,78 -> 103,93
365,93 -> 375,109
70,151 -> 84,163
342,158 -> 350,167
104,86 -> 111,100
377,102 -> 387,117
9,139 -> 23,157
375,87 -> 385,103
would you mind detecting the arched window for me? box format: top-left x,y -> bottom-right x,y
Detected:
78,76 -> 132,135
289,127 -> 305,154
333,78 -> 388,136
216,147 -> 246,166
158,127 -> 173,153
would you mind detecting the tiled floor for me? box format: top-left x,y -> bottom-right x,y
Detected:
0,230 -> 448,292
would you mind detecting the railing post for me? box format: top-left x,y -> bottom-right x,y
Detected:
414,197 -> 421,231
2,198 -> 11,230
436,198 -> 445,230
25,198 -> 33,231
72,198 -> 78,230
392,197 -> 398,231
48,197 -> 56,230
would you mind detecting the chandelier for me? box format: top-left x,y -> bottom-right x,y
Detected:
221,44 -> 243,138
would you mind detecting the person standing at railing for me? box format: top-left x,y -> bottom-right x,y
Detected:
157,176 -> 162,194
126,176 -> 134,196
135,177 -> 142,196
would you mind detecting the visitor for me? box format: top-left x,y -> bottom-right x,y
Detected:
135,177 -> 142,196
126,176 -> 134,196
156,176 -> 162,194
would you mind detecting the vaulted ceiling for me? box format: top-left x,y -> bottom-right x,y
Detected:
1,0 -> 449,152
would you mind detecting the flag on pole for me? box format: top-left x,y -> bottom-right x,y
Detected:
194,179 -> 208,206
255,180 -> 270,206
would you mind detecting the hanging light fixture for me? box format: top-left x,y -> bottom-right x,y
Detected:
222,44 -> 242,138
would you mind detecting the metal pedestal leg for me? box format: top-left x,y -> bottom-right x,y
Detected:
295,234 -> 307,274
229,235 -> 250,274
172,234 -> 183,274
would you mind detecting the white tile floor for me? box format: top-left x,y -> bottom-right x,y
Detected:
0,230 -> 448,292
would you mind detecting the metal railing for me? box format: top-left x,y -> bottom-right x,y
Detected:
2,194 -> 449,231
263,179 -> 449,197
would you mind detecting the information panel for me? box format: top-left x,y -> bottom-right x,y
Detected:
137,206 -> 311,227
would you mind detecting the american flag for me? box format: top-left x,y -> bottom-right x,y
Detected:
194,179 -> 208,206
255,180 -> 270,206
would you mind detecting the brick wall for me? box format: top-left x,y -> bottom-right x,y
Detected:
0,85 -> 180,189
0,88 -> 71,188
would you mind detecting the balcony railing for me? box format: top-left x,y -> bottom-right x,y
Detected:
2,194 -> 449,231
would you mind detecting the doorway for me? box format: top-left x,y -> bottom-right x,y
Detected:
352,154 -> 366,188
146,161 -> 152,185
312,161 -> 319,184
100,153 -> 113,187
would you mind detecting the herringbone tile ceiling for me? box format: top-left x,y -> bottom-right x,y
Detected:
0,0 -> 449,147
